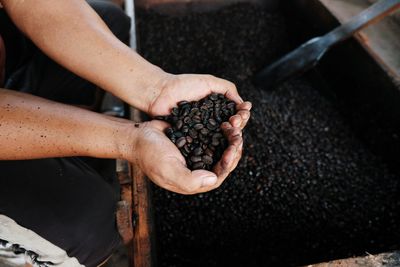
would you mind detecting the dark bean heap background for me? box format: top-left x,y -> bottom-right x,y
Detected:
137,3 -> 400,267
159,94 -> 236,170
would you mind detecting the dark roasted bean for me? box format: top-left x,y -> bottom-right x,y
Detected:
190,107 -> 199,115
174,131 -> 183,138
189,129 -> 198,138
154,116 -> 166,120
176,120 -> 183,130
182,125 -> 189,133
193,147 -> 203,156
184,144 -> 191,154
204,148 -> 213,157
176,137 -> 186,148
192,162 -> 204,170
202,155 -> 213,165
194,123 -> 204,130
208,118 -> 217,126
166,127 -> 174,136
190,156 -> 202,163
200,128 -> 209,136
207,123 -> 218,130
181,107 -> 190,117
210,93 -> 218,101
213,133 -> 223,139
172,107 -> 179,116
192,116 -> 201,123
186,136 -> 193,143
212,138 -> 220,146
227,102 -> 236,109
178,100 -> 189,106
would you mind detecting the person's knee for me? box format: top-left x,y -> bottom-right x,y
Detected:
88,0 -> 131,43
59,179 -> 121,266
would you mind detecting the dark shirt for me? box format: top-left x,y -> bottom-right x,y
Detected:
0,9 -> 34,81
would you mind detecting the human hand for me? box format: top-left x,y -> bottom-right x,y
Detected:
128,120 -> 244,195
147,74 -> 251,130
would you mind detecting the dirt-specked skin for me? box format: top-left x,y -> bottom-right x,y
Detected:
137,4 -> 400,267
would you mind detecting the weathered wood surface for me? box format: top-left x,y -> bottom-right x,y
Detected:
307,251 -> 400,267
318,0 -> 400,81
130,108 -> 155,267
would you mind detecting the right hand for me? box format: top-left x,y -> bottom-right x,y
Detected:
127,120 -> 243,195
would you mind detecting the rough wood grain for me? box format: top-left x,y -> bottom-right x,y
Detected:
130,108 -> 155,267
307,251 -> 400,267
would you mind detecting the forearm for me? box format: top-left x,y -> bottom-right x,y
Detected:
0,89 -> 133,160
0,0 -> 166,112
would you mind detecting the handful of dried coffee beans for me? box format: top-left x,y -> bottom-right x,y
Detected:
155,93 -> 237,170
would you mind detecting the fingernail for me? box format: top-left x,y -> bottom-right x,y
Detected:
202,176 -> 217,187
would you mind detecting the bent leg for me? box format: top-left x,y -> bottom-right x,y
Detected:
0,158 -> 121,267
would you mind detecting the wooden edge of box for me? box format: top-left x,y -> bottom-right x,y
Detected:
129,108 -> 156,267
305,250 -> 400,267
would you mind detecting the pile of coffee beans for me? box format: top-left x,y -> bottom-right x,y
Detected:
138,3 -> 400,267
156,93 -> 236,170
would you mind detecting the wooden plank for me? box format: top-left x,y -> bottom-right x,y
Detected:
318,0 -> 400,81
306,251 -> 400,267
130,108 -> 155,267
116,159 -> 134,246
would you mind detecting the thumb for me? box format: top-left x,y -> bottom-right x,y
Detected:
164,157 -> 218,194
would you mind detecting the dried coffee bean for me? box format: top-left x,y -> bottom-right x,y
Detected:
194,124 -> 204,130
180,148 -> 188,157
193,147 -> 203,156
227,102 -> 236,109
182,125 -> 189,133
154,116 -> 166,120
184,144 -> 191,154
207,123 -> 218,131
163,94 -> 236,170
208,118 -> 217,126
190,108 -> 199,115
190,156 -> 202,163
192,116 -> 201,123
181,109 -> 190,117
172,107 -> 179,116
202,155 -> 213,165
166,128 -> 174,137
189,129 -> 198,138
176,120 -> 183,130
204,148 -> 213,157
213,133 -> 223,139
210,93 -> 218,101
200,128 -> 209,136
174,131 -> 183,138
192,162 -> 205,170
176,137 -> 186,148
212,138 -> 220,146
178,100 -> 189,106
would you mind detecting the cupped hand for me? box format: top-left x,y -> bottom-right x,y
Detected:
129,119 -> 244,195
148,74 -> 251,130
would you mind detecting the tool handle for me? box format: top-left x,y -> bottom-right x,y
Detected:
324,0 -> 400,45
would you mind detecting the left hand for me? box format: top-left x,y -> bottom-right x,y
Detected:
147,73 -> 252,130
127,120 -> 243,194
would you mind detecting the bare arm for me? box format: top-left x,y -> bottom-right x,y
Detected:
0,88 -> 132,160
0,89 -> 230,194
0,0 -> 166,112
